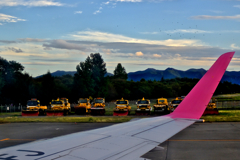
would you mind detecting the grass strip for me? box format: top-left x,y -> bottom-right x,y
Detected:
0,116 -> 133,123
201,110 -> 240,122
1,110 -> 240,123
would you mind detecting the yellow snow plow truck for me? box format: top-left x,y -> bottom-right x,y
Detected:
22,98 -> 47,116
91,98 -> 105,115
169,97 -> 183,112
153,98 -> 169,114
74,98 -> 91,114
202,98 -> 219,115
46,98 -> 71,116
113,98 -> 131,116
135,97 -> 151,115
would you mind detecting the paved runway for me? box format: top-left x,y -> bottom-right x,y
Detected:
0,122 -> 240,160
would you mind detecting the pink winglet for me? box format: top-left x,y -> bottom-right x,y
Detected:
168,51 -> 235,119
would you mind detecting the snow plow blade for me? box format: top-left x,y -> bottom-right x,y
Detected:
135,110 -> 151,116
202,109 -> 219,115
74,107 -> 86,115
22,111 -> 39,116
91,108 -> 105,115
46,111 -> 64,116
113,111 -> 129,116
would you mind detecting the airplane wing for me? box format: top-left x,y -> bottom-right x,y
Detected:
0,51 -> 235,160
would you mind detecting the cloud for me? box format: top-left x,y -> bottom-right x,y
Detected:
191,14 -> 240,20
153,54 -> 161,58
23,62 -> 57,65
8,47 -> 23,53
165,29 -> 212,34
0,13 -> 26,24
231,44 -> 240,49
71,30 -> 203,46
0,0 -> 64,7
209,10 -> 224,14
19,38 -> 46,42
135,51 -> 144,56
93,7 -> 102,14
234,5 -> 240,9
140,32 -> 159,34
74,11 -> 83,14
0,40 -> 17,43
31,58 -> 80,62
42,39 -> 95,51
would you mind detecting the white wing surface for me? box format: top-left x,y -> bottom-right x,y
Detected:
0,117 -> 194,160
0,52 -> 235,160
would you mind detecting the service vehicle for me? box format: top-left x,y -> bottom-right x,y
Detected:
113,98 -> 131,116
202,98 -> 219,115
22,98 -> 47,116
74,98 -> 91,114
46,98 -> 71,116
169,97 -> 183,112
135,97 -> 151,115
91,98 -> 105,115
153,98 -> 169,114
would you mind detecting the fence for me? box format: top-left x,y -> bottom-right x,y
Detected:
0,105 -> 23,112
216,101 -> 240,109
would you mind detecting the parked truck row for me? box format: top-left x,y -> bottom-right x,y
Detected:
22,97 -> 218,116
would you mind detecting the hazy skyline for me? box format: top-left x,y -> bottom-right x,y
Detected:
0,0 -> 239,77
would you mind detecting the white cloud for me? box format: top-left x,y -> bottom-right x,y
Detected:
0,0 -> 64,7
231,44 -> 240,49
191,14 -> 240,20
153,54 -> 161,58
0,13 -> 26,24
140,32 -> 159,34
103,1 -> 110,5
234,5 -> 240,9
71,30 -> 203,47
135,51 -> 144,56
209,10 -> 223,14
74,11 -> 83,14
165,29 -> 212,34
93,7 -> 103,14
19,38 -> 46,42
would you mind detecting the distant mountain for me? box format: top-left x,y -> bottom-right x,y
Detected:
128,68 -> 240,85
36,70 -> 113,78
36,68 -> 240,85
127,68 -> 207,81
51,71 -> 76,77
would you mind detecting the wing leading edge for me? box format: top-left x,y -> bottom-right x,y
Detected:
0,52 -> 235,160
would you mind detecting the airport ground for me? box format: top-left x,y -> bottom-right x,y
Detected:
0,122 -> 240,160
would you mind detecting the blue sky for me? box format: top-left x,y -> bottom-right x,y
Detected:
0,0 -> 239,77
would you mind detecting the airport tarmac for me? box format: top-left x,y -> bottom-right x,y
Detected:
0,122 -> 240,160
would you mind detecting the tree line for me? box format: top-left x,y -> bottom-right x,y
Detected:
0,53 -> 239,106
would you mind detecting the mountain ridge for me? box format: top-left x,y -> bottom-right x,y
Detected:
36,68 -> 240,85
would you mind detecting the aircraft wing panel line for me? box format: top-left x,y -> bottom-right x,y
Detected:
130,119 -> 175,137
34,135 -> 112,160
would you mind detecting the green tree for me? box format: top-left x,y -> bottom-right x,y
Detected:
74,53 -> 107,98
74,56 -> 94,98
90,53 -> 107,96
113,63 -> 128,79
